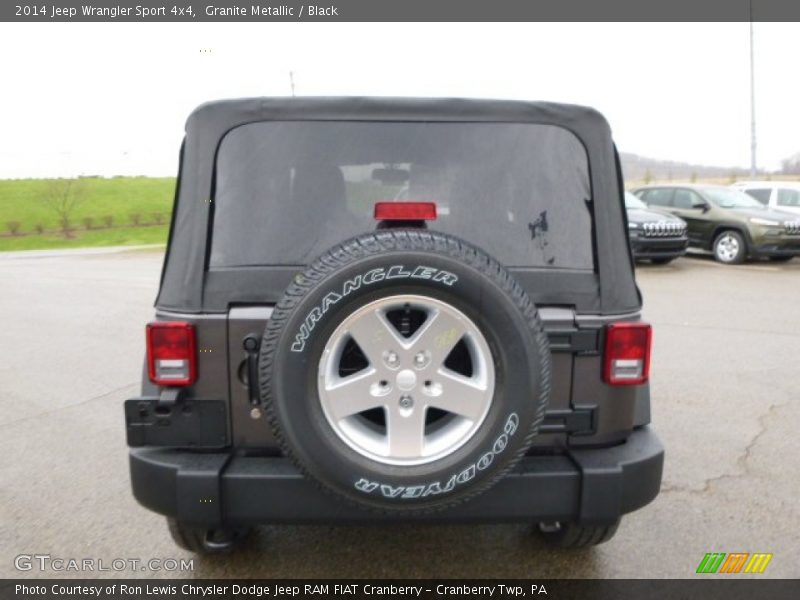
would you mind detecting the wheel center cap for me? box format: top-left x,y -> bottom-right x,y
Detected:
396,369 -> 417,391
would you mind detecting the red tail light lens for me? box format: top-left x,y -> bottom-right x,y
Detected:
374,202 -> 437,221
603,322 -> 652,385
146,322 -> 197,386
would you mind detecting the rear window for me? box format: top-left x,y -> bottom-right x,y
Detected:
639,188 -> 674,207
210,121 -> 594,270
743,188 -> 772,205
777,188 -> 800,207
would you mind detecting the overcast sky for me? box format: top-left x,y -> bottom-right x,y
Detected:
1,22 -> 798,178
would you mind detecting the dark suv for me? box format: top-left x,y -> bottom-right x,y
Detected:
634,184 -> 800,264
126,98 -> 663,553
625,192 -> 688,264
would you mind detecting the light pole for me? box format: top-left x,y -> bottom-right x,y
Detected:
749,19 -> 757,177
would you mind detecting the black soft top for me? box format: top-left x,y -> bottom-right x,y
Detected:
156,97 -> 639,314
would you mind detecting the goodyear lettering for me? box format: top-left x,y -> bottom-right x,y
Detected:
401,485 -> 425,499
354,479 -> 379,493
354,413 -> 519,499
379,484 -> 405,498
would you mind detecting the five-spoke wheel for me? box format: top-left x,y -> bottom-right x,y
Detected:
318,295 -> 495,466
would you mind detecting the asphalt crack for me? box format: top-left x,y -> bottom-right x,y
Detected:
0,381 -> 138,430
660,399 -> 789,495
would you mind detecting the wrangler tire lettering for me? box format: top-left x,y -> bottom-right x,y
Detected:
290,265 -> 458,352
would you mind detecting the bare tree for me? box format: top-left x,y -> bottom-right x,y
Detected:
782,153 -> 800,175
40,178 -> 85,237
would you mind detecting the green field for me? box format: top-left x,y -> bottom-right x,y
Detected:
0,176 -> 175,251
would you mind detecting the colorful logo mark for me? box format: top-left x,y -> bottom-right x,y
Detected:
696,552 -> 773,574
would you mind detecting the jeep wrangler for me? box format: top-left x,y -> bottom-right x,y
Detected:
126,97 -> 664,553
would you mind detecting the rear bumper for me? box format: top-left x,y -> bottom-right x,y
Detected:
630,236 -> 688,259
129,426 -> 664,526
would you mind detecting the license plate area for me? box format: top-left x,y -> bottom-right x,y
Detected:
125,398 -> 228,448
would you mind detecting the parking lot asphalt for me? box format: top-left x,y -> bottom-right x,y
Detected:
0,249 -> 798,579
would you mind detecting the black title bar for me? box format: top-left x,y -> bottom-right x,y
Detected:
3,580 -> 800,600
4,0 -> 800,22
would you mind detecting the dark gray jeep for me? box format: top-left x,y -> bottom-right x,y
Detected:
126,97 -> 663,552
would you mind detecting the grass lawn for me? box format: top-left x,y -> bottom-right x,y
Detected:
0,176 -> 175,232
0,176 -> 174,251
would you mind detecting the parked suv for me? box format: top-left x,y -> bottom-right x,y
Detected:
732,181 -> 800,217
634,184 -> 800,264
126,98 -> 663,553
624,192 -> 688,264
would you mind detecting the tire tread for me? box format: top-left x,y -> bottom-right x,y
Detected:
540,520 -> 620,548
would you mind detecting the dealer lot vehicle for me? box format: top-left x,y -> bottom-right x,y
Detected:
634,184 -> 800,264
732,181 -> 800,217
624,192 -> 688,264
126,97 -> 663,553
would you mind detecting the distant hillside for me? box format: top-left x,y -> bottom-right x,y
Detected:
619,152 -> 762,184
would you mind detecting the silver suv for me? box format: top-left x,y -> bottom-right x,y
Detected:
732,181 -> 800,217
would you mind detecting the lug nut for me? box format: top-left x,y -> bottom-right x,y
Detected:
399,395 -> 413,409
414,353 -> 426,367
370,380 -> 392,397
385,351 -> 400,367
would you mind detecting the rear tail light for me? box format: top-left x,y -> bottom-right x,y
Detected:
603,322 -> 652,385
374,201 -> 437,221
146,321 -> 197,386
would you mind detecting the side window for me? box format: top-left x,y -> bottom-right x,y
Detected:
673,189 -> 706,209
643,188 -> 674,207
777,188 -> 800,207
744,188 -> 772,205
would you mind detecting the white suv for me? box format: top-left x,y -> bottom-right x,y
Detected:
732,181 -> 800,217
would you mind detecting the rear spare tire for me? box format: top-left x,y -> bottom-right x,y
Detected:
259,230 -> 551,513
